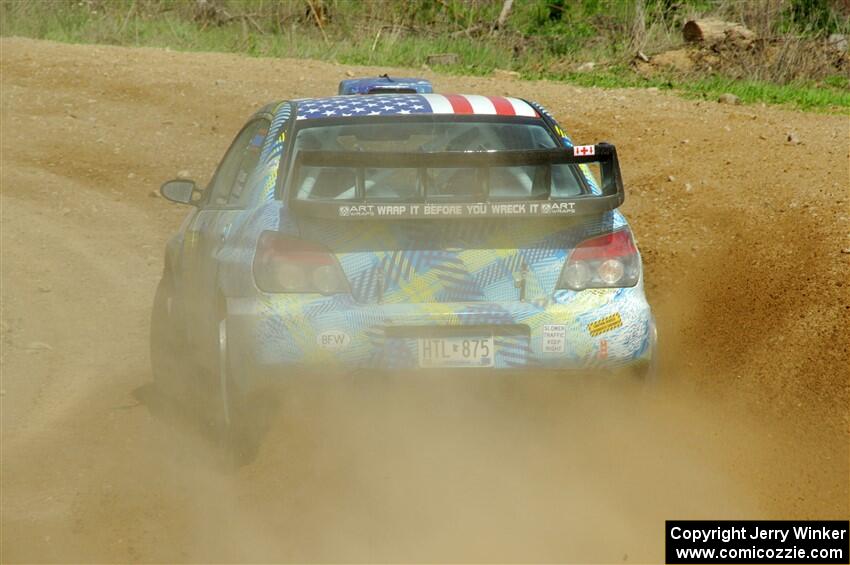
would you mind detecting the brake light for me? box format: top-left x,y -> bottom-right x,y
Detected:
557,229 -> 640,291
253,231 -> 350,294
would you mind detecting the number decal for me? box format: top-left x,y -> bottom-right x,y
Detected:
418,336 -> 495,368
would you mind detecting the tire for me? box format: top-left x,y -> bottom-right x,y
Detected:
152,284 -> 262,464
215,317 -> 260,466
150,279 -> 189,399
632,317 -> 658,382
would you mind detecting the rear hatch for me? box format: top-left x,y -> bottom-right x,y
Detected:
297,216 -> 584,304
281,116 -> 625,305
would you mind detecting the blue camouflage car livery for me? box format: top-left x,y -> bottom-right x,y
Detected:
156,92 -> 656,396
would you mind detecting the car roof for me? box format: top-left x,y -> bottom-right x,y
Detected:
292,93 -> 541,121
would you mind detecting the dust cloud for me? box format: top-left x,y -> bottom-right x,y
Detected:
1,37 -> 847,563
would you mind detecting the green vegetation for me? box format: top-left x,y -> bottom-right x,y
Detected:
535,67 -> 850,110
2,0 -> 848,111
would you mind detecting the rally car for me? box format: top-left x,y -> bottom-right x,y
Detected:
151,85 -> 657,440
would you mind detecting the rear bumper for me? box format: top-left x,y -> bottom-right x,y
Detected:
226,284 -> 654,390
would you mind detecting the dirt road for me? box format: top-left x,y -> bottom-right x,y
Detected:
1,37 -> 847,563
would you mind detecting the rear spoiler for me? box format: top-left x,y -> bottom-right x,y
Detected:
290,143 -> 624,219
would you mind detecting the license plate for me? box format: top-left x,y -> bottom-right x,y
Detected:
418,336 -> 494,368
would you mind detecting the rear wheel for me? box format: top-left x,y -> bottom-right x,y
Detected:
150,279 -> 190,398
632,318 -> 658,381
215,316 -> 265,466
152,279 -> 220,434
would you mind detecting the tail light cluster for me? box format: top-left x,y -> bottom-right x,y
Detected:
253,231 -> 350,294
557,228 -> 641,291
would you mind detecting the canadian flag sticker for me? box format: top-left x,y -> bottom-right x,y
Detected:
573,144 -> 595,156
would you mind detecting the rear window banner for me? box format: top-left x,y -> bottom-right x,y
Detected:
336,201 -> 578,218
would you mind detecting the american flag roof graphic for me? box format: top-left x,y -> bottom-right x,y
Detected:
294,94 -> 539,120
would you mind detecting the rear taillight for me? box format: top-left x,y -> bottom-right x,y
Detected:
253,231 -> 350,294
557,228 -> 641,291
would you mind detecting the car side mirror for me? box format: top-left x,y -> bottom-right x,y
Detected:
160,179 -> 202,206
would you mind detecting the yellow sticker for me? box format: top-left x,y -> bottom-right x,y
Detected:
587,313 -> 622,337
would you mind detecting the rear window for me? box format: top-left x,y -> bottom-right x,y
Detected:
289,120 -> 587,201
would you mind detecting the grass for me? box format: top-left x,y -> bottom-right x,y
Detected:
1,0 -> 848,112
537,66 -> 850,110
678,76 -> 850,109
